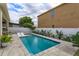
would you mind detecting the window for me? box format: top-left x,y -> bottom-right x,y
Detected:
50,9 -> 56,16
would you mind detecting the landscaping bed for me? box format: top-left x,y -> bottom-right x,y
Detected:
33,29 -> 79,55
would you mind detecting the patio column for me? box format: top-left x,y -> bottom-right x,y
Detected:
6,19 -> 9,33
0,9 -> 2,36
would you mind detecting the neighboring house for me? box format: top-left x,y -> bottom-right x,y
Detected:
0,3 -> 10,35
38,3 -> 79,28
9,23 -> 19,27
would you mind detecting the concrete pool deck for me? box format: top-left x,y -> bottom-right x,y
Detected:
0,34 -> 79,56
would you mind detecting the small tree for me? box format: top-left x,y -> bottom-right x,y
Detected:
19,16 -> 35,30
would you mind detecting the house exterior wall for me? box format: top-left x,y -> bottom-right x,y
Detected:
11,24 -> 19,27
9,23 -> 19,27
9,23 -> 20,27
0,3 -> 10,35
38,3 -> 79,28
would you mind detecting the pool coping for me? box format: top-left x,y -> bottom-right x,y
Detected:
20,33 -> 61,55
31,33 -> 70,55
17,35 -> 32,56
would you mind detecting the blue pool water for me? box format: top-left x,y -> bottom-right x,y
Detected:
20,34 -> 60,55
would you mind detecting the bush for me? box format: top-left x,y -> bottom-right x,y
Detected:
71,32 -> 79,47
62,36 -> 72,42
46,30 -> 52,37
0,35 -> 11,43
33,30 -> 52,37
33,30 -> 64,39
40,30 -> 45,35
0,35 -> 12,48
56,30 -> 64,39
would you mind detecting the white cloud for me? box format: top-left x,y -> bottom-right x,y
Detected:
7,3 -> 62,26
9,11 -> 19,23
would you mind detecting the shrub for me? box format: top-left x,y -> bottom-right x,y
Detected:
40,30 -> 45,35
71,32 -> 79,47
33,30 -> 52,37
46,30 -> 52,37
62,36 -> 72,42
56,30 -> 64,39
0,35 -> 12,48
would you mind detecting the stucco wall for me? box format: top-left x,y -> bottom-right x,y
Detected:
35,28 -> 79,36
8,27 -> 32,34
38,3 -> 79,28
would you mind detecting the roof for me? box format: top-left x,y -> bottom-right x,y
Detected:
0,3 -> 10,20
9,22 -> 19,25
37,3 -> 65,17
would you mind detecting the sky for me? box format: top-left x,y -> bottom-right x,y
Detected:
7,3 -> 62,26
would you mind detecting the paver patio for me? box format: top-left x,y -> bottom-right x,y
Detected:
0,34 -> 78,56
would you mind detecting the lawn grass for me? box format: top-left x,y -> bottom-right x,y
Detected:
74,49 -> 79,56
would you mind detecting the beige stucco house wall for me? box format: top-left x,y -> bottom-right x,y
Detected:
38,3 -> 79,28
0,3 -> 10,35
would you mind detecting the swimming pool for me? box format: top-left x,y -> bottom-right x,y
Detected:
20,34 -> 60,55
